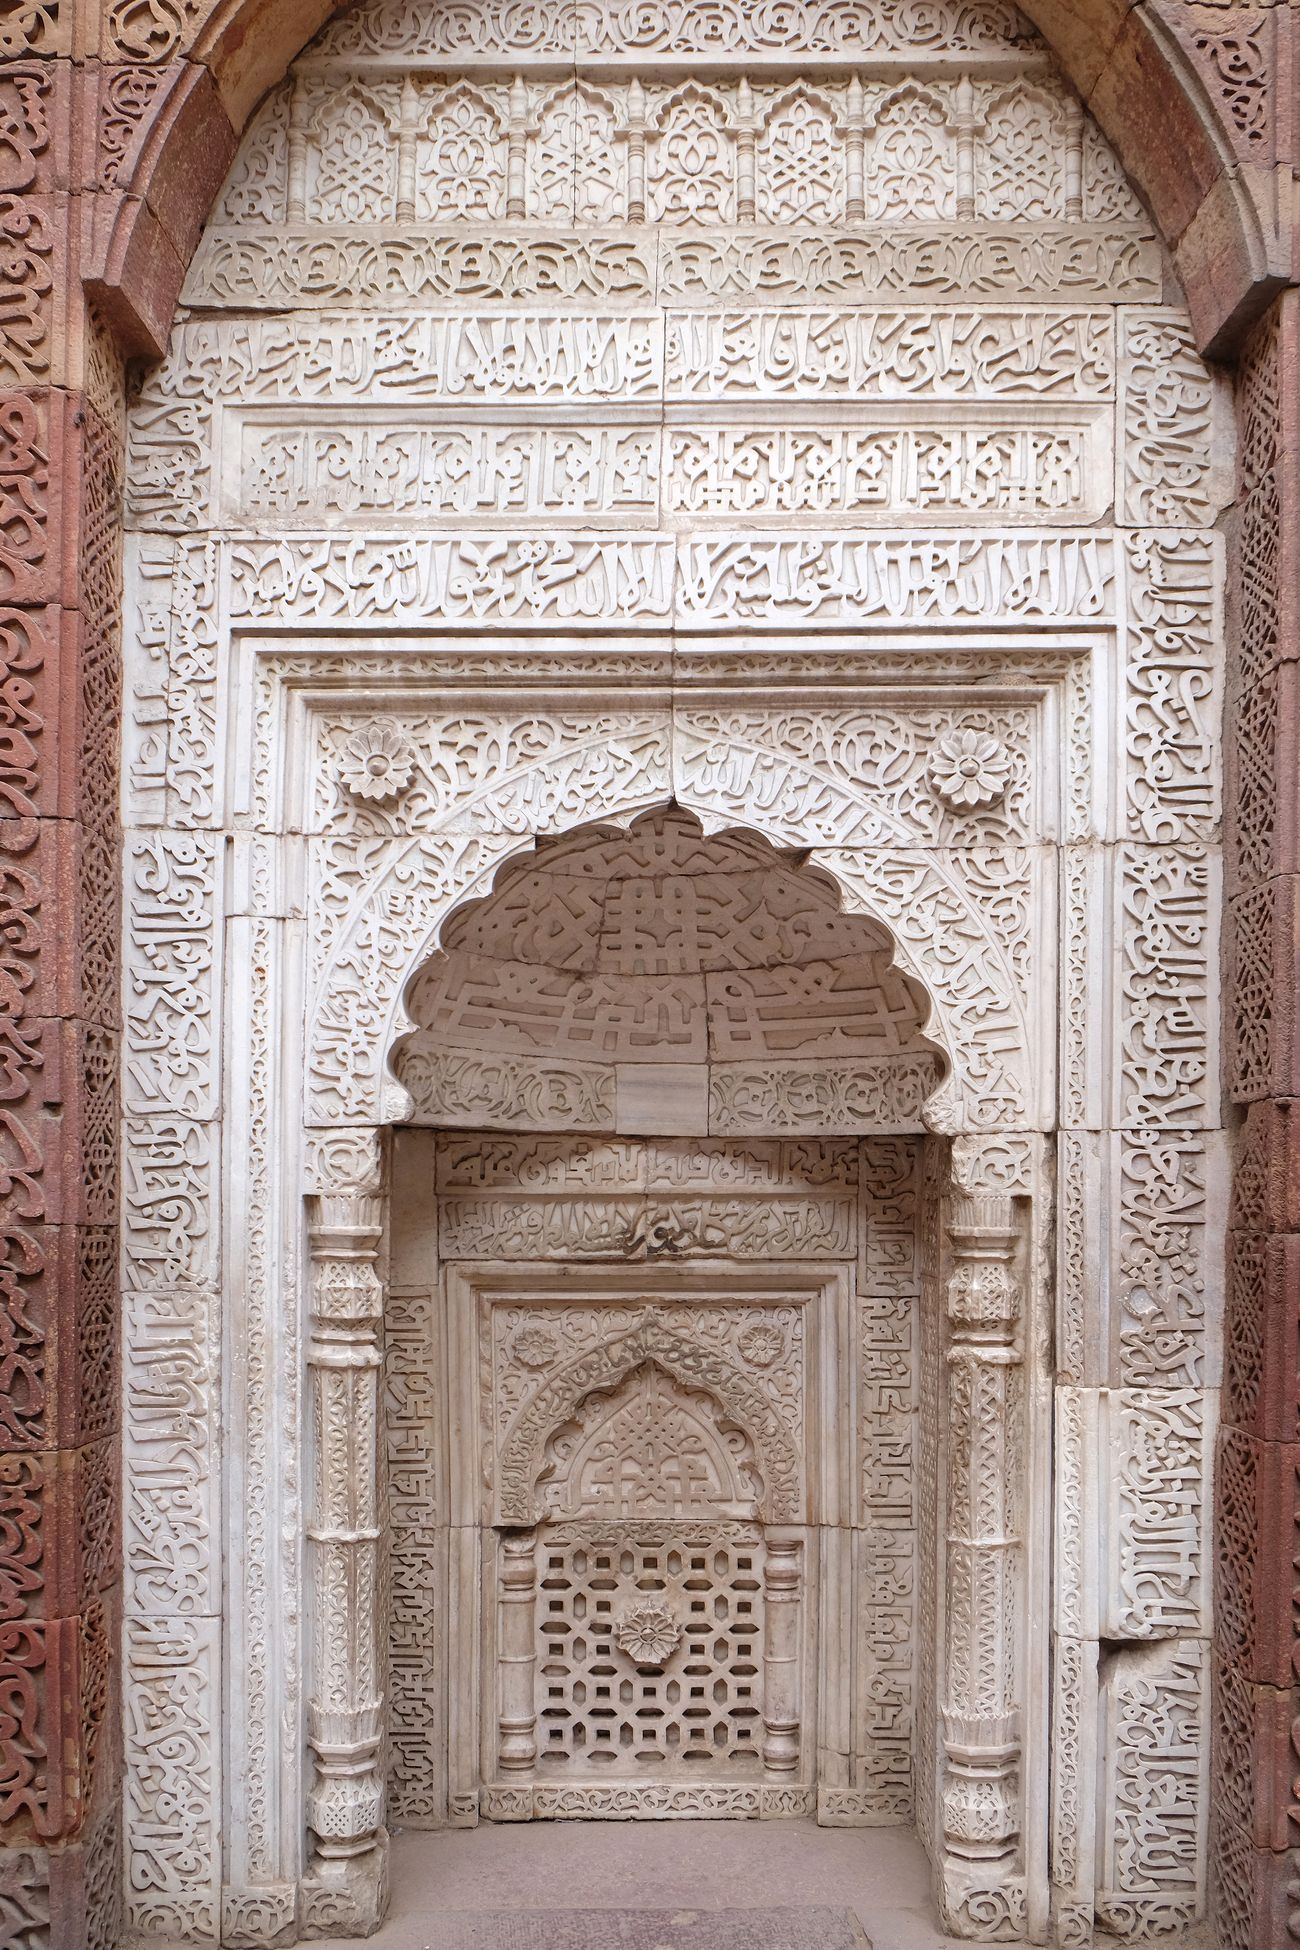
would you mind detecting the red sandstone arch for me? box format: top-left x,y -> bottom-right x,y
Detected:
87,0 -> 1289,359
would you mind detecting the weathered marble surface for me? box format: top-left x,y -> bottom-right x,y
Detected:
116,2 -> 1228,1945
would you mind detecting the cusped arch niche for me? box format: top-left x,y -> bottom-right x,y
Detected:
497,1310 -> 804,1523
390,805 -> 950,1140
537,1362 -> 762,1522
310,758 -> 1036,1137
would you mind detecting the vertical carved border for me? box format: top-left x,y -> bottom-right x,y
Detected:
935,1137 -> 1037,1940
1213,291 -> 1300,1950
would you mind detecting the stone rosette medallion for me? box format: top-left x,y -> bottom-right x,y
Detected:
616,1603 -> 685,1667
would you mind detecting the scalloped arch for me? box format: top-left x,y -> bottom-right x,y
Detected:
304,754 -> 1036,1134
759,82 -> 846,134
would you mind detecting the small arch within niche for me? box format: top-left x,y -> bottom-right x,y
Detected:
392,806 -> 945,1139
537,1360 -> 763,1523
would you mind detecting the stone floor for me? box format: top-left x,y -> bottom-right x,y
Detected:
329,1821 -> 968,1949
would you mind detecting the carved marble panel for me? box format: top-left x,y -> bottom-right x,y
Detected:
118,0 -> 1228,1938
124,1617 -> 221,1941
1096,1641 -> 1208,1938
421,1251 -> 858,1825
1055,1381 -> 1214,1645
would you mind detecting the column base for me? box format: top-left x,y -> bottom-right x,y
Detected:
221,1882 -> 299,1947
938,1862 -> 1028,1941
299,1834 -> 390,1941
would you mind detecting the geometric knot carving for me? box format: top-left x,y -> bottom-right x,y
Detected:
497,1313 -> 803,1524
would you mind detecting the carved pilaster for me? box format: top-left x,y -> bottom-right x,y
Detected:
1062,95 -> 1083,223
496,1533 -> 538,1778
625,79 -> 648,221
506,74 -> 528,218
302,1187 -> 388,1937
950,76 -> 981,223
761,1538 -> 802,1775
844,76 -> 866,222
286,78 -> 309,222
396,76 -> 419,222
735,78 -> 757,222
938,1156 -> 1027,1939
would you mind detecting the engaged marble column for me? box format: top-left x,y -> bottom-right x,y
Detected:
303,1186 -> 388,1933
286,77 -> 309,221
396,75 -> 419,222
950,77 -> 982,223
735,78 -> 757,222
496,1533 -> 539,1781
761,1538 -> 802,1776
938,1158 -> 1026,1939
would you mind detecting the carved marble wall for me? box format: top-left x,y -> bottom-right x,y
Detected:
117,1 -> 1228,1944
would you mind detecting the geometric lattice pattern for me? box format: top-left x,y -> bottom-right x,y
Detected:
537,1526 -> 764,1779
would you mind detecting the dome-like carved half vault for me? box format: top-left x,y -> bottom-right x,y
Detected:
394,807 -> 945,1138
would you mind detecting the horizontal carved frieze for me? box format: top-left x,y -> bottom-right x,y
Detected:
660,229 -> 1157,303
436,1135 -> 860,1191
818,1786 -> 911,1825
710,1057 -> 938,1134
219,58 -> 1140,248
136,307 -> 1117,419
399,1044 -> 617,1131
665,416 -> 1109,522
440,1191 -> 857,1258
228,407 -> 1111,528
184,227 -> 1161,310
225,532 -> 1115,626
402,1046 -> 934,1141
315,0 -> 1038,61
666,309 -> 1115,399
126,306 -> 1126,539
482,1782 -> 809,1818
